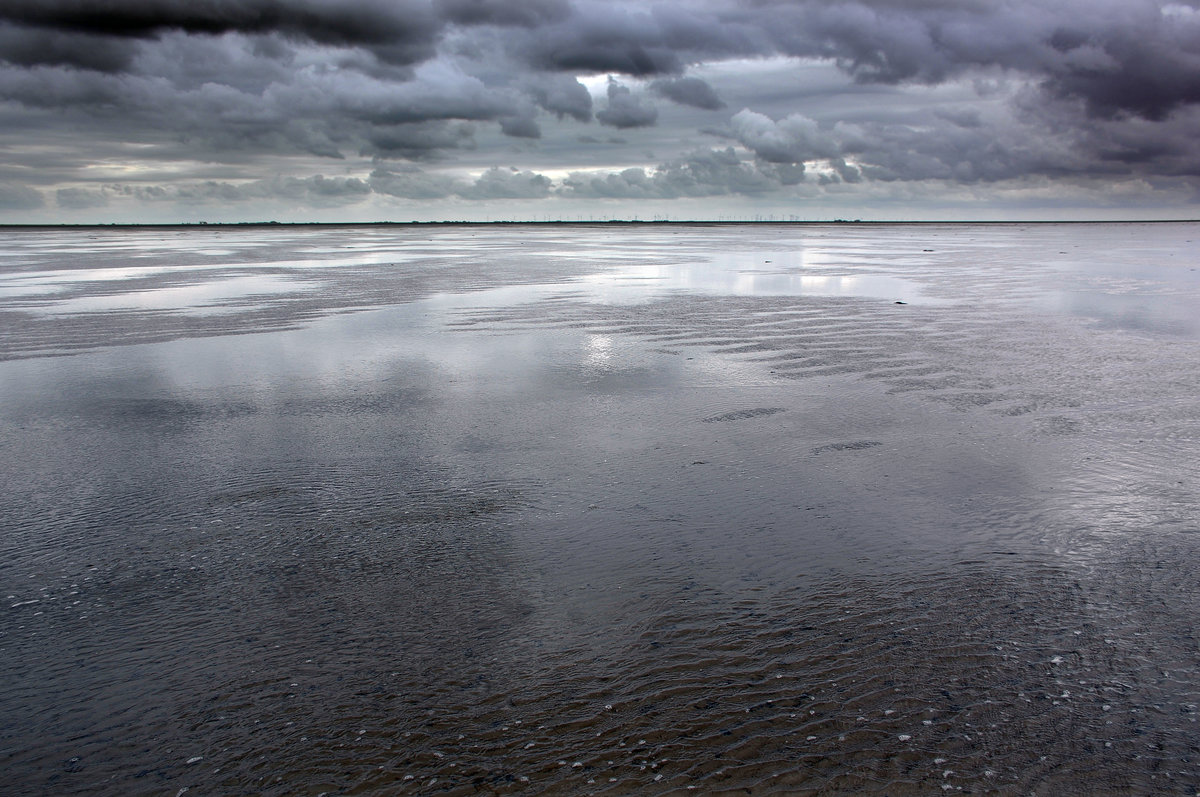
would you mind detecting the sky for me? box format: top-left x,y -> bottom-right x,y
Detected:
1,0 -> 1199,223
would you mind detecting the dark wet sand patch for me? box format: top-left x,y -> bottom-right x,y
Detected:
701,407 -> 786,423
811,440 -> 883,454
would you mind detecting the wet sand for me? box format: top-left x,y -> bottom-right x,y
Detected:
2,223 -> 1199,794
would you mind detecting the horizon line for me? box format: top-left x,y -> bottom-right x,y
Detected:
2,218 -> 1198,230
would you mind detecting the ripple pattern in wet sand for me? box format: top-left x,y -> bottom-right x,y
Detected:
3,224 -> 1200,795
38,562 -> 1185,796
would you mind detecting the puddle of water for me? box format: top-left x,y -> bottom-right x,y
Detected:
575,256 -> 928,304
45,274 -> 312,314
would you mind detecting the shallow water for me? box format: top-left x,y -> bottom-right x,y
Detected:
1,223 -> 1199,795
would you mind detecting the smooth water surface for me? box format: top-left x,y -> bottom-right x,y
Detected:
2,223 -> 1199,795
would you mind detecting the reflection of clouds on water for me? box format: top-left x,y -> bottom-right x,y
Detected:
3,223 -> 1196,355
46,274 -> 312,315
3,223 -> 1200,796
575,250 -> 931,305
1065,291 -> 1198,337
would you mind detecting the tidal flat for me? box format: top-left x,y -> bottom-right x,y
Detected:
1,222 -> 1199,795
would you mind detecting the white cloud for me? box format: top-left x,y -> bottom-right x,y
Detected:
730,109 -> 841,164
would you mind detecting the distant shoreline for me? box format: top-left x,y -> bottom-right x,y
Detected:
1,218 -> 1197,230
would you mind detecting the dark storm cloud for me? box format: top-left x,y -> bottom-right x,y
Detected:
498,0 -> 1200,121
523,73 -> 593,121
0,53 -> 510,161
0,24 -> 135,72
131,30 -> 298,92
433,0 -> 571,28
279,61 -> 514,127
0,0 -> 440,63
5,1 -> 1197,122
496,96 -> 542,138
499,1 -> 764,76
725,98 -> 1200,186
1043,24 -> 1200,120
0,19 -> 532,161
0,64 -> 124,108
650,76 -> 725,110
726,106 -> 1037,183
767,1 -> 1200,122
0,0 -> 1198,217
499,115 -> 541,138
364,121 -> 477,160
595,79 -> 658,128
1017,98 -> 1200,178
513,6 -> 685,76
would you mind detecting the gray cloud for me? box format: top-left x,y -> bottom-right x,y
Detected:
365,121 -> 477,159
0,0 -> 1197,219
6,1 -> 1198,122
505,1 -> 1200,122
0,182 -> 43,209
125,174 -> 371,204
458,166 -> 552,199
721,98 -> 1200,186
368,165 -> 458,199
285,174 -> 371,199
370,165 -> 551,199
730,109 -> 841,164
56,187 -> 110,209
562,148 -> 781,199
0,64 -> 125,109
653,147 -> 779,196
293,63 -> 514,126
524,73 -> 593,122
499,114 -> 541,138
595,79 -> 658,128
650,76 -> 725,110
829,157 -> 862,184
560,167 -> 663,199
0,28 -> 540,163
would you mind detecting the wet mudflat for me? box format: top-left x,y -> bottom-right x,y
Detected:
1,223 -> 1199,795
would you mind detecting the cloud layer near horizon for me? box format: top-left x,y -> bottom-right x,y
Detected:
1,0 -> 1198,219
